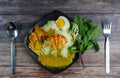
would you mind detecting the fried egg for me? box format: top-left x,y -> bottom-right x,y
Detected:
56,16 -> 70,30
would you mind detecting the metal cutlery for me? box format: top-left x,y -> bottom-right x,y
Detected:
102,19 -> 112,74
6,22 -> 18,74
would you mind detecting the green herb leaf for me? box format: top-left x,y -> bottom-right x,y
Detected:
86,42 -> 94,50
69,15 -> 101,53
68,47 -> 78,53
93,40 -> 100,52
87,26 -> 100,40
83,36 -> 88,44
74,16 -> 85,35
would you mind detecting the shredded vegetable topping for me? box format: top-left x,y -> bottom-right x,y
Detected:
72,23 -> 82,43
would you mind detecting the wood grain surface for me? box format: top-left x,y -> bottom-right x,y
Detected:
0,0 -> 120,78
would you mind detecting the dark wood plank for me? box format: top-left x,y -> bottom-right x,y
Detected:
0,14 -> 120,42
0,0 -> 120,14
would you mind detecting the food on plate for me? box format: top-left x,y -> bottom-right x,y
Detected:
28,25 -> 48,55
28,16 -> 75,68
38,52 -> 75,68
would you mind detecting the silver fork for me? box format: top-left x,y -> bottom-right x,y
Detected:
102,20 -> 112,74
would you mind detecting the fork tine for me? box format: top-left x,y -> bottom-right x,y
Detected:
109,20 -> 112,28
105,24 -> 107,29
108,21 -> 112,30
105,20 -> 108,28
102,20 -> 106,29
106,24 -> 108,29
106,21 -> 109,29
108,24 -> 110,29
107,24 -> 109,29
104,23 -> 107,29
109,21 -> 112,30
104,19 -> 112,29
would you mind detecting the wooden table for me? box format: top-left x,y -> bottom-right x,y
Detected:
0,0 -> 120,78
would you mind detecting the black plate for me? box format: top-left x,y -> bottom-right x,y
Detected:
24,10 -> 79,74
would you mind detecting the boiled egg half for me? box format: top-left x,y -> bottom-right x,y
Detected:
56,16 -> 70,30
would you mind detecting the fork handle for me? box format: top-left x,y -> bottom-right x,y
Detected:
105,37 -> 110,73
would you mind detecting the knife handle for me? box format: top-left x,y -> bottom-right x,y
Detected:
105,37 -> 110,73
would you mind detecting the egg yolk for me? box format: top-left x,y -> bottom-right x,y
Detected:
56,18 -> 65,29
